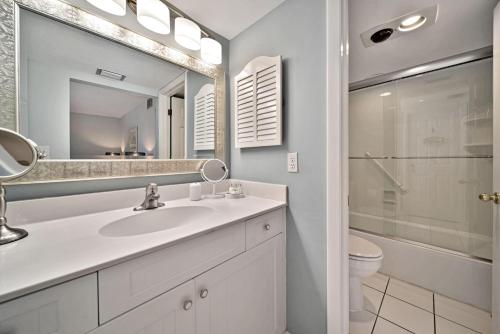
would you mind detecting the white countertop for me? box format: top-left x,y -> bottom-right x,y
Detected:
0,195 -> 286,303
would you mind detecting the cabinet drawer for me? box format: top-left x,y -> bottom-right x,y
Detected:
90,280 -> 195,334
245,209 -> 284,250
98,222 -> 245,323
0,274 -> 98,334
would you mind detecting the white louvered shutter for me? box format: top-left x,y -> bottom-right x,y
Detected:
194,83 -> 215,150
234,55 -> 282,148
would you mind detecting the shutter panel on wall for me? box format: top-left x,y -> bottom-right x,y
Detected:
194,83 -> 215,150
234,56 -> 282,148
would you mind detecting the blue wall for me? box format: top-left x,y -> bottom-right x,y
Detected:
229,0 -> 327,333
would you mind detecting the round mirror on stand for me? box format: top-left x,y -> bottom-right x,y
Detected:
0,127 -> 40,245
200,159 -> 228,199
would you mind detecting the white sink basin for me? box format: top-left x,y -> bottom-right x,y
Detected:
99,206 -> 214,237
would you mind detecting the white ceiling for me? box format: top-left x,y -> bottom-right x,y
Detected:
349,0 -> 499,83
70,81 -> 151,118
167,0 -> 286,39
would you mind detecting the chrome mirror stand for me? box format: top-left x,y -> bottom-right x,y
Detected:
0,185 -> 28,245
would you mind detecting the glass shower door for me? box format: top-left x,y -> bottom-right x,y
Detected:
349,58 -> 493,260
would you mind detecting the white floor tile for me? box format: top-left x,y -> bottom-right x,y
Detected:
386,278 -> 433,312
379,295 -> 434,334
363,272 -> 389,292
435,316 -> 479,334
435,294 -> 491,334
363,285 -> 384,314
373,317 -> 412,334
349,310 -> 377,334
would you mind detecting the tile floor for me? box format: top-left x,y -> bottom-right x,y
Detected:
350,273 -> 492,334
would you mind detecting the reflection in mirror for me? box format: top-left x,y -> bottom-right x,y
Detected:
0,128 -> 37,180
19,8 -> 215,160
201,159 -> 228,183
201,159 -> 228,199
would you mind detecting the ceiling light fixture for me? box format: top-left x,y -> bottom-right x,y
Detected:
380,92 -> 392,97
137,0 -> 170,34
175,18 -> 201,50
201,38 -> 222,65
85,0 -> 126,16
398,15 -> 427,32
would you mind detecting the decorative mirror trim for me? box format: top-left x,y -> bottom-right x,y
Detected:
0,0 -> 226,184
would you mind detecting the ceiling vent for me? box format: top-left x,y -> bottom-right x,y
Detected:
96,68 -> 126,81
360,5 -> 439,48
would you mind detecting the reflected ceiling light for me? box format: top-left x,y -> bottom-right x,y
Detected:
86,0 -> 126,16
175,17 -> 201,50
137,0 -> 170,35
380,92 -> 392,97
201,38 -> 222,65
398,15 -> 427,32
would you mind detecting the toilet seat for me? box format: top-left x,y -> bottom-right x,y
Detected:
349,235 -> 383,261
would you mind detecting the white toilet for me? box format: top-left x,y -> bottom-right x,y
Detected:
349,234 -> 383,312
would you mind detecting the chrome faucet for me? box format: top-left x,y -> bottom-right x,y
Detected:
134,183 -> 165,211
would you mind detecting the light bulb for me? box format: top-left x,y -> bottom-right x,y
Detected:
137,0 -> 171,35
175,18 -> 201,50
398,15 -> 427,32
201,38 -> 222,65
86,0 -> 126,16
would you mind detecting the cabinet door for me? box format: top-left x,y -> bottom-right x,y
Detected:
195,234 -> 285,334
91,280 -> 195,334
0,274 -> 98,334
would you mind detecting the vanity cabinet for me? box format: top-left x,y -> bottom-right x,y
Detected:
98,223 -> 246,323
195,234 -> 285,334
0,208 -> 286,334
0,274 -> 98,334
90,280 -> 196,334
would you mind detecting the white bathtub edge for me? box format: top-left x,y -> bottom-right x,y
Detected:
351,228 -> 492,312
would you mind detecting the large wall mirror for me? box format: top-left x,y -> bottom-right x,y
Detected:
0,0 -> 226,183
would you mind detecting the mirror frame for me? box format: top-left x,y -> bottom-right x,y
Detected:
0,0 -> 226,184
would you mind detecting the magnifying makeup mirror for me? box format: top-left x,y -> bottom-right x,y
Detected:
200,159 -> 228,199
0,127 -> 40,245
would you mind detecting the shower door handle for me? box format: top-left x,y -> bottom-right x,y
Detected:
479,192 -> 500,204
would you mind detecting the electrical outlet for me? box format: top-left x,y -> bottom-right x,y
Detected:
288,152 -> 298,173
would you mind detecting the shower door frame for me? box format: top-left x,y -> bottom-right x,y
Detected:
348,47 -> 494,263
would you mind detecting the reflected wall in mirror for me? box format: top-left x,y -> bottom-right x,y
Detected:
18,8 -> 215,161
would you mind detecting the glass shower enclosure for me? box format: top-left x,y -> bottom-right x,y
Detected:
349,56 -> 493,260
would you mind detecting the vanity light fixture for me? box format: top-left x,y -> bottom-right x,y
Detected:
175,17 -> 201,50
398,15 -> 427,32
137,0 -> 170,35
85,0 -> 126,16
86,0 -> 221,64
201,38 -> 222,65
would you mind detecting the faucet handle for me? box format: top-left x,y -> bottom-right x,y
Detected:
146,183 -> 159,196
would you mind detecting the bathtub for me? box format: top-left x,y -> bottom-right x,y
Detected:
350,211 -> 492,311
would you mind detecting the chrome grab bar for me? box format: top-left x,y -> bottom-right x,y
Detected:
365,152 -> 408,194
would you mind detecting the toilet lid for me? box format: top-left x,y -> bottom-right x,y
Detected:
349,235 -> 383,258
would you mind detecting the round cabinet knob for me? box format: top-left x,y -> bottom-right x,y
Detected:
200,289 -> 209,299
264,224 -> 271,231
183,300 -> 193,311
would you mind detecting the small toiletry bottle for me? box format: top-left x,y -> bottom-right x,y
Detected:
189,183 -> 202,201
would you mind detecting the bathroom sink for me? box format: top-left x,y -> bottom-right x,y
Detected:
99,206 -> 214,237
